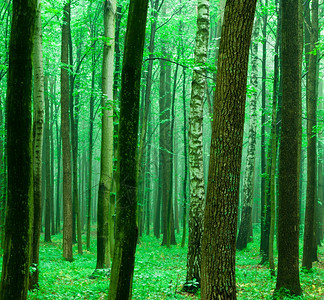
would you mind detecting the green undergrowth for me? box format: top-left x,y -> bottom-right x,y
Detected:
0,230 -> 322,299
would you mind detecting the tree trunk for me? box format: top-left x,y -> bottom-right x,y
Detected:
96,0 -> 115,269
181,67 -> 188,248
61,1 -> 73,262
0,0 -> 36,297
302,0 -> 318,270
275,0 -> 302,296
29,0 -> 44,289
108,0 -> 149,298
200,1 -> 257,299
260,0 -> 268,261
236,17 -> 260,251
55,110 -> 61,234
185,0 -> 209,289
269,0 -> 280,277
44,73 -> 51,243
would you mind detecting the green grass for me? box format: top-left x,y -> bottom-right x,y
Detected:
0,229 -> 323,299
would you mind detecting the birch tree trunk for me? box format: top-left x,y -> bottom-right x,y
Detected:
96,0 -> 116,270
185,0 -> 209,290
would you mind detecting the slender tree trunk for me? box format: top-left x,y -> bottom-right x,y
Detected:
185,0 -> 209,289
269,0 -> 280,277
44,73 -> 51,243
108,0 -> 149,298
29,0 -> 44,288
96,0 -> 115,270
260,0 -> 269,261
275,0 -> 302,296
55,111 -> 61,233
0,0 -> 36,297
181,67 -> 188,248
87,54 -> 95,251
236,18 -> 260,251
201,1 -> 257,299
61,1 -> 73,262
50,81 -> 55,235
303,0 -> 318,270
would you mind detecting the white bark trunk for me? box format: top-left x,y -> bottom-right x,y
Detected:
186,0 -> 209,287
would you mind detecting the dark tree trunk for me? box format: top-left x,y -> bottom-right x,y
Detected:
302,0 -> 318,270
0,0 -> 36,298
275,0 -> 302,296
108,0 -> 149,298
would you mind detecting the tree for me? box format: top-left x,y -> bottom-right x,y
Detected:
302,0 -> 318,270
108,0 -> 149,298
275,0 -> 302,296
29,0 -> 45,289
96,0 -> 116,270
44,72 -> 52,243
260,0 -> 270,263
200,1 -> 257,299
61,1 -> 73,262
236,17 -> 260,251
0,0 -> 36,298
185,0 -> 209,290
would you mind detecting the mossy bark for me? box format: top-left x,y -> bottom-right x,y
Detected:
0,0 -> 36,298
108,0 -> 149,298
200,1 -> 257,299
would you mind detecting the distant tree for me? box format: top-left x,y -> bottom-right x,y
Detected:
96,0 -> 116,269
200,0 -> 257,299
44,72 -> 52,243
260,0 -> 270,264
0,0 -> 36,298
61,1 -> 73,262
275,0 -> 302,296
185,0 -> 209,290
108,0 -> 149,298
29,0 -> 45,289
268,0 -> 280,277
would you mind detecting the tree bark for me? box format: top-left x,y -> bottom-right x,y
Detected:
96,0 -> 116,269
0,0 -> 36,298
236,17 -> 260,251
302,0 -> 318,270
201,1 -> 257,299
108,0 -> 149,298
29,0 -> 44,289
185,0 -> 209,289
61,1 -> 73,262
275,0 -> 302,296
260,0 -> 269,262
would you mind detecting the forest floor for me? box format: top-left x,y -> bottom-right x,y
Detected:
1,229 -> 323,299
